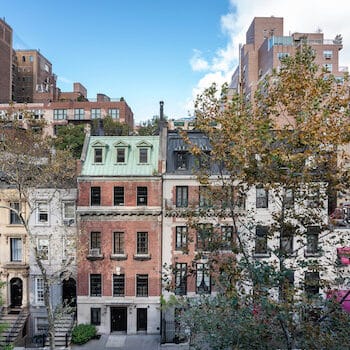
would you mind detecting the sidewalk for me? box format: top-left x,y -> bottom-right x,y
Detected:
71,334 -> 161,350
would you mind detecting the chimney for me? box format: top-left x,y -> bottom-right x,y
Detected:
158,101 -> 167,173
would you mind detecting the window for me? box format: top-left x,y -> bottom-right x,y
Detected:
94,148 -> 103,163
37,202 -> 48,224
63,202 -> 75,222
136,274 -> 148,296
137,232 -> 148,254
255,225 -> 268,255
221,226 -> 233,250
196,224 -> 212,251
37,239 -> 49,260
256,186 -> 268,208
90,274 -> 102,297
139,148 -> 148,163
114,187 -> 124,206
323,50 -> 333,59
108,108 -> 120,119
306,226 -> 320,255
116,148 -> 126,163
91,108 -> 101,119
10,202 -> 21,224
280,226 -> 294,255
307,188 -> 320,208
279,270 -> 294,302
304,272 -> 320,297
90,187 -> 101,206
176,226 -> 187,250
196,263 -> 211,294
90,232 -> 101,254
137,187 -> 147,206
113,232 -> 124,254
74,108 -> 85,120
199,186 -> 212,207
175,263 -> 187,295
323,63 -> 332,73
36,278 -> 44,303
175,152 -> 188,170
176,186 -> 188,207
113,274 -> 125,296
53,109 -> 67,120
10,238 -> 22,261
284,189 -> 294,209
90,308 -> 101,325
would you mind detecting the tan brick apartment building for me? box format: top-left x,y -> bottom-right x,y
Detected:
229,16 -> 347,99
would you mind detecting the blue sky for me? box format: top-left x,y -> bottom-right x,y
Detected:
2,0 -> 350,123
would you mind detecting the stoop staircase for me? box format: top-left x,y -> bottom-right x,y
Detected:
0,307 -> 29,348
45,312 -> 76,348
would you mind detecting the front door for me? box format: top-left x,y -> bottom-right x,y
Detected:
62,278 -> 77,307
137,308 -> 147,331
111,307 -> 127,332
10,278 -> 23,307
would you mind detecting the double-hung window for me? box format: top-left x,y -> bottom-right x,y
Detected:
256,186 -> 268,208
306,226 -> 320,255
137,232 -> 148,255
90,187 -> 101,206
91,308 -> 101,325
74,108 -> 85,120
37,202 -> 48,224
176,186 -> 188,207
136,274 -> 148,296
255,225 -> 268,255
196,263 -> 211,294
91,109 -> 101,119
175,226 -> 187,250
114,187 -> 124,206
90,232 -> 101,255
36,278 -> 44,303
139,148 -> 148,163
113,274 -> 125,296
137,187 -> 147,206
113,232 -> 124,254
175,263 -> 187,295
37,238 -> 49,260
108,108 -> 119,119
53,109 -> 67,120
94,148 -> 103,163
90,274 -> 102,297
10,238 -> 22,261
10,202 -> 21,224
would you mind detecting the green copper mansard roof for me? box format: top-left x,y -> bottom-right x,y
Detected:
81,135 -> 160,176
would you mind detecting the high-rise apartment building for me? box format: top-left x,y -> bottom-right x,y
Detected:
0,18 -> 13,103
229,16 -> 347,99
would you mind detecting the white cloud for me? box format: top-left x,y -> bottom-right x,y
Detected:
188,0 -> 350,114
190,49 -> 210,71
57,76 -> 73,84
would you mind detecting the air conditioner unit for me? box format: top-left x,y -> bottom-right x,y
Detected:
89,248 -> 101,256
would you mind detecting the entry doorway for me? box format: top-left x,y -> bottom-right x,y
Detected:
111,307 -> 127,332
62,278 -> 76,307
10,278 -> 23,308
137,308 -> 147,331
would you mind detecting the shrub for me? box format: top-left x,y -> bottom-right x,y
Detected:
71,324 -> 97,345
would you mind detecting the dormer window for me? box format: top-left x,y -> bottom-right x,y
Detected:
113,141 -> 130,165
94,148 -> 103,163
116,148 -> 125,163
136,140 -> 153,165
139,148 -> 148,163
175,152 -> 188,170
91,140 -> 108,165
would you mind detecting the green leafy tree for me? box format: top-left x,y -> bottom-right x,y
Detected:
53,124 -> 85,158
91,116 -> 130,136
171,46 -> 350,349
138,115 -> 167,136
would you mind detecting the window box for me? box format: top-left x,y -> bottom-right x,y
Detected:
110,253 -> 128,261
133,253 -> 151,261
87,248 -> 104,260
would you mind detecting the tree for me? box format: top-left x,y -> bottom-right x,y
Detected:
0,116 -> 77,350
91,116 -> 130,136
53,124 -> 86,159
169,46 -> 350,349
138,115 -> 166,136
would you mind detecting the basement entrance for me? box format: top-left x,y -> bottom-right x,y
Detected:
111,307 -> 127,332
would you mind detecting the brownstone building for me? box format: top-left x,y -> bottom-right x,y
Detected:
76,135 -> 162,334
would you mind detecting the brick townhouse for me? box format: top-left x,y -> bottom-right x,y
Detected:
76,135 -> 163,334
